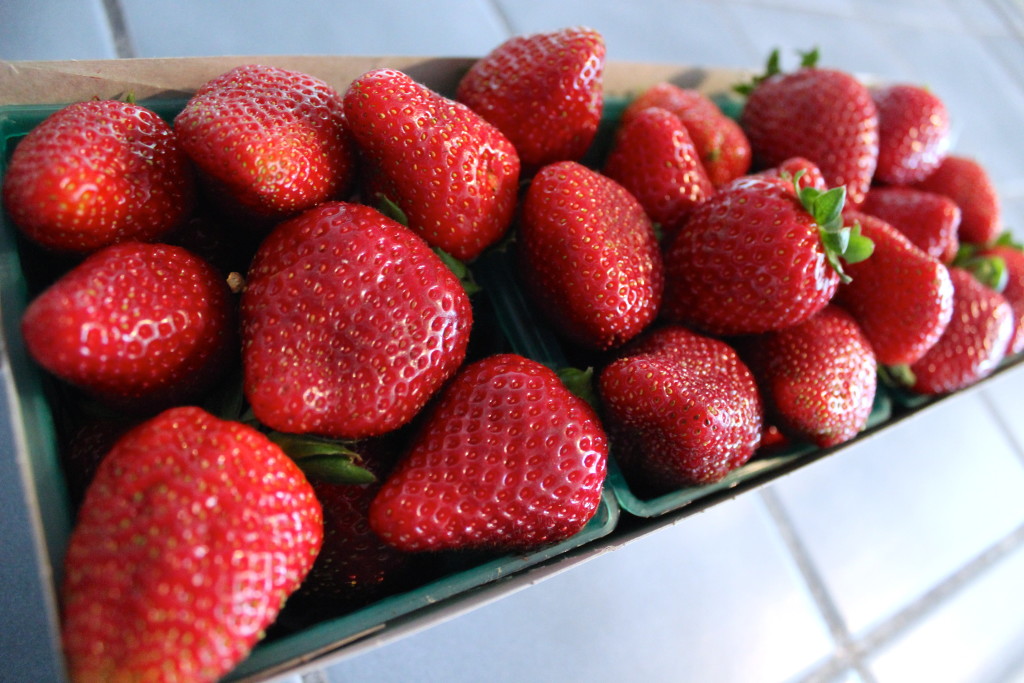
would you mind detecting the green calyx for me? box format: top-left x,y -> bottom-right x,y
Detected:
734,46 -> 820,96
795,175 -> 874,284
267,432 -> 376,485
557,366 -> 599,411
953,243 -> 1009,293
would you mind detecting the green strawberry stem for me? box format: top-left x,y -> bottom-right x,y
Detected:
796,176 -> 873,283
953,245 -> 1009,292
733,46 -> 820,97
266,431 -> 376,484
878,363 -> 917,389
556,366 -> 599,410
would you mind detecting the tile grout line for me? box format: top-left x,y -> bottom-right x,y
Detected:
979,389 -> 1024,468
483,0 -> 518,38
100,0 -> 137,59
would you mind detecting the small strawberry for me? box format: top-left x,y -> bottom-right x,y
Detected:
343,68 -> 520,261
755,156 -> 827,191
599,325 -> 763,492
740,305 -> 877,448
834,211 -> 954,366
602,106 -> 714,238
518,161 -> 664,351
872,83 -> 951,185
912,155 -> 1002,245
174,64 -> 356,224
241,201 -> 473,440
60,406 -> 323,683
21,242 -> 236,412
3,99 -> 195,254
369,353 -> 608,552
456,26 -> 606,171
860,186 -> 961,263
966,233 -> 1024,355
738,48 -> 879,206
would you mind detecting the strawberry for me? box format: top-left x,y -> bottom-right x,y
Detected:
599,325 -> 763,492
738,49 -> 879,206
60,406 -> 323,683
872,83 -> 951,185
343,68 -> 520,261
740,305 -> 877,448
755,156 -> 827,191
2,99 -> 195,254
602,106 -> 714,238
174,64 -> 356,225
834,211 -> 954,366
622,82 -> 752,187
21,242 -> 236,412
860,186 -> 961,263
907,266 -> 1013,394
912,155 -> 1002,245
456,26 -> 605,172
518,160 -> 664,351
661,175 -> 872,336
241,201 -> 472,439
976,234 -> 1024,354
369,353 -> 608,552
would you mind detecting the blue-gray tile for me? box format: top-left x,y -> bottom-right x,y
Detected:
982,367 -> 1024,459
0,0 -> 117,60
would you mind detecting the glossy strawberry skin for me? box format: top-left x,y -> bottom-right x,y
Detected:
872,84 -> 950,185
978,243 -> 1024,354
3,100 -> 195,254
519,161 -> 664,351
909,267 -> 1013,394
61,407 -> 323,683
369,354 -> 608,553
456,26 -> 605,171
21,242 -> 236,412
662,176 -> 840,336
860,186 -> 961,263
344,68 -> 520,262
174,64 -> 356,223
912,155 -> 1002,246
241,201 -> 472,440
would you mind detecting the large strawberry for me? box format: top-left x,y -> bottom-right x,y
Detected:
738,49 -> 879,206
871,83 -> 950,185
241,201 -> 472,439
912,155 -> 1002,245
60,406 -> 323,683
456,26 -> 605,172
599,325 -> 763,492
174,63 -> 356,224
369,354 -> 608,552
3,99 -> 195,254
860,186 -> 961,263
518,161 -> 664,351
343,68 -> 520,261
21,242 -> 236,412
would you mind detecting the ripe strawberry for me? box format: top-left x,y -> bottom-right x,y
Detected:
518,161 -> 664,351
661,175 -> 871,336
908,267 -> 1014,394
966,233 -> 1024,355
21,242 -> 236,412
834,211 -> 953,366
602,106 -> 714,238
175,64 -> 356,225
369,354 -> 608,552
755,156 -> 827,191
872,83 -> 951,185
343,68 -> 520,261
623,82 -> 752,187
599,325 -> 762,492
3,99 -> 195,254
912,155 -> 1002,245
241,201 -> 472,439
456,26 -> 605,171
60,406 -> 323,683
738,49 -> 879,206
860,186 -> 961,263
741,305 -> 877,448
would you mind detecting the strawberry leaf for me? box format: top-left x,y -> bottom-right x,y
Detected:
434,247 -> 481,296
964,254 -> 1009,292
842,223 -> 874,264
266,432 -> 377,484
375,192 -> 409,226
798,46 -> 821,68
733,48 -> 782,96
994,231 -> 1024,251
293,454 -> 377,485
797,181 -> 873,283
557,366 -> 599,410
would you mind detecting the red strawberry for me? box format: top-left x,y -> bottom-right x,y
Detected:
872,83 -> 951,185
174,64 -> 356,224
755,156 -> 828,191
623,82 -> 752,187
908,267 -> 1013,394
860,186 -> 961,263
599,325 -> 763,491
60,406 -> 323,683
834,211 -> 954,366
518,161 -> 664,351
241,201 -> 472,439
456,26 -> 605,171
738,49 -> 879,206
602,106 -> 714,238
369,354 -> 608,552
976,235 -> 1024,354
21,242 -> 236,412
912,155 -> 1002,245
2,99 -> 195,254
741,305 -> 877,448
343,68 -> 520,261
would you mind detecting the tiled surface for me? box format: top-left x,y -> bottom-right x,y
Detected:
2,1 -> 1024,682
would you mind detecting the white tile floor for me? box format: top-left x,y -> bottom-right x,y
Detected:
2,1 -> 1024,681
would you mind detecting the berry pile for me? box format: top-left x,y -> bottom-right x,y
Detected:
4,29 -> 1022,682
